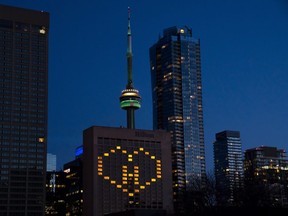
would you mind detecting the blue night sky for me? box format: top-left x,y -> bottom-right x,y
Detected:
2,0 -> 288,171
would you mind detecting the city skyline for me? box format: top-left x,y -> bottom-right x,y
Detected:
1,0 -> 287,171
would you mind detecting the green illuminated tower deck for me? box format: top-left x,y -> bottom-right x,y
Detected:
120,7 -> 141,129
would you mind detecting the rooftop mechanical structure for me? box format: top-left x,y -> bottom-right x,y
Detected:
120,7 -> 141,129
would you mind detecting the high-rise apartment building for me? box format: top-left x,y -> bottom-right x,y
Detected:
0,4 -> 49,215
149,26 -> 206,212
244,146 -> 288,207
213,130 -> 244,206
83,126 -> 173,216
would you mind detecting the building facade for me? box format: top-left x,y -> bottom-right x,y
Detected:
63,151 -> 83,215
149,26 -> 206,212
0,4 -> 49,215
213,130 -> 244,206
47,153 -> 57,172
244,146 -> 288,207
83,126 -> 174,216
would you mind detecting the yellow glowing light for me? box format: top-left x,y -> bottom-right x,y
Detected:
98,147 -> 162,194
38,137 -> 45,143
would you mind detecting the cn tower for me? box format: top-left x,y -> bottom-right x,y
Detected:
120,7 -> 141,129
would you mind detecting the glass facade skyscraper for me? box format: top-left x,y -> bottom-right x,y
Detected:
149,26 -> 206,212
213,130 -> 244,206
0,4 -> 49,215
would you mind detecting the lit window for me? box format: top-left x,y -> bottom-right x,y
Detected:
111,180 -> 116,184
116,146 -> 121,149
139,148 -> 144,151
104,176 -> 110,180
140,186 -> 145,189
151,156 -> 155,159
123,189 -> 128,192
151,178 -> 156,182
104,153 -> 109,157
117,185 -> 122,188
38,137 -> 44,143
110,149 -> 115,153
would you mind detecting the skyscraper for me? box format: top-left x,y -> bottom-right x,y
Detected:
244,146 -> 288,207
47,153 -> 57,172
0,4 -> 49,215
149,26 -> 206,212
213,130 -> 244,206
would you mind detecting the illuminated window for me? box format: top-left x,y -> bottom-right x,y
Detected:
135,189 -> 140,193
151,156 -> 155,159
123,189 -> 128,192
134,174 -> 139,177
128,158 -> 133,162
122,150 -> 127,153
134,166 -> 139,169
140,186 -> 145,189
123,181 -> 127,184
104,176 -> 110,180
116,146 -> 121,149
122,177 -> 127,180
110,149 -> 115,153
98,164 -> 102,167
38,137 -> 44,143
97,168 -> 102,171
139,148 -> 144,151
134,182 -> 139,185
98,156 -> 102,160
111,180 -> 116,184
117,185 -> 122,188
133,151 -> 138,154
145,152 -> 149,155
146,182 -> 150,185
128,154 -> 133,158
157,175 -> 162,178
98,172 -> 102,175
128,173 -> 133,177
104,153 -> 109,157
122,169 -> 127,173
151,178 -> 156,182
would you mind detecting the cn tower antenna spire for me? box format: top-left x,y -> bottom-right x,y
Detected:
120,7 -> 141,129
127,6 -> 133,88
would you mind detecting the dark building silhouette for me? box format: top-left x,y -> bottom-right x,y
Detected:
83,126 -> 173,216
0,4 -> 49,215
63,147 -> 83,215
244,146 -> 288,207
213,130 -> 244,206
149,26 -> 206,213
45,171 -> 67,215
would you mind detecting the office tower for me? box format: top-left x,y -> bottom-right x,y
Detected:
119,8 -> 141,129
63,147 -> 83,215
0,4 -> 49,215
244,146 -> 288,207
213,130 -> 244,206
45,171 -> 67,215
47,153 -> 57,171
83,126 -> 173,216
149,26 -> 206,212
